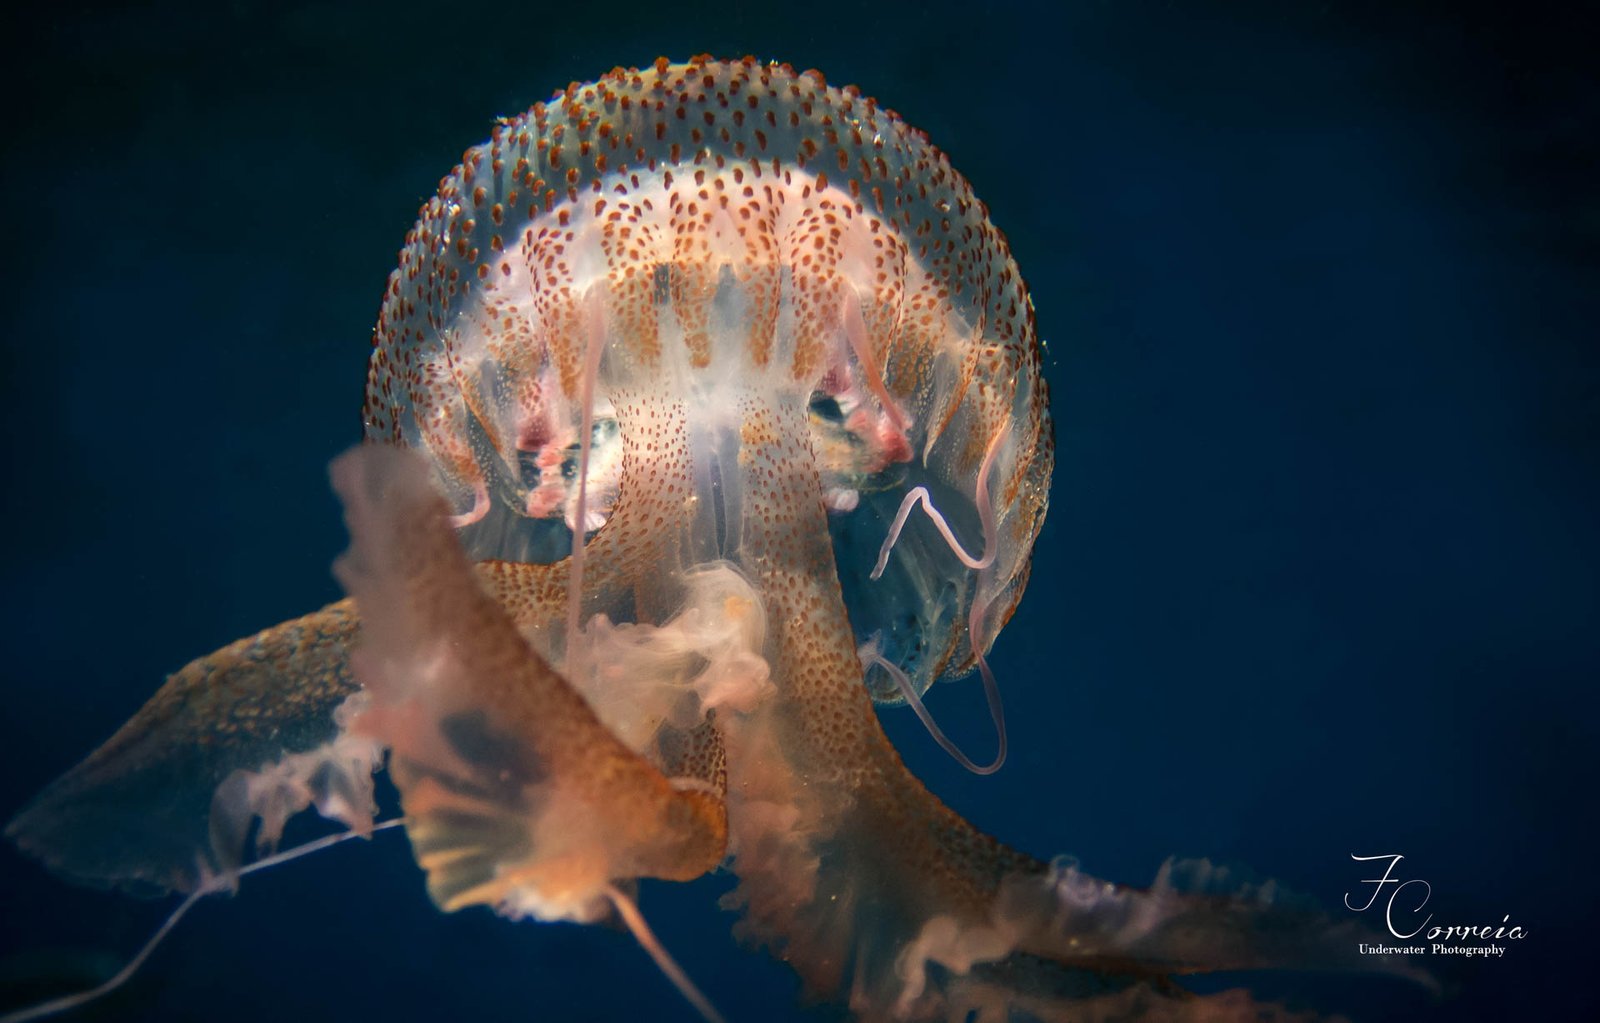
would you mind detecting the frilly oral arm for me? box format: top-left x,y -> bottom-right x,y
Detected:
329,445 -> 727,920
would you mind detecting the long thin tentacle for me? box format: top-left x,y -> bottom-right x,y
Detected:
870,424 -> 1007,581
868,425 -> 1010,773
0,821 -> 407,1023
860,641 -> 1004,775
604,884 -> 726,1023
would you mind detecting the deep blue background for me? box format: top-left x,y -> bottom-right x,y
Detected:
1,2 -> 1595,1020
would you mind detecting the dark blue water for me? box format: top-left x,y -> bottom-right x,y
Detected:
2,2 -> 1594,1020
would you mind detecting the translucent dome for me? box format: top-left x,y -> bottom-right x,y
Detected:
362,56 -> 1053,703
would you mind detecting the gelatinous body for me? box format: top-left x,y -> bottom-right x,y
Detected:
5,56 -> 1424,1022
363,56 -> 1048,706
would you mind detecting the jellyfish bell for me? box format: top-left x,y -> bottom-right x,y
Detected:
5,56 -> 1428,1023
367,57 -> 1048,714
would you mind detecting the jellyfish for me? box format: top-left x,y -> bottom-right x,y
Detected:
4,56 -> 1426,1023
